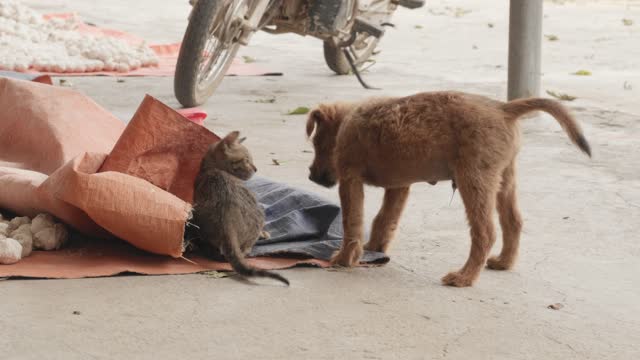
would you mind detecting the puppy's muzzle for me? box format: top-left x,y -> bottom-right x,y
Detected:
309,172 -> 336,188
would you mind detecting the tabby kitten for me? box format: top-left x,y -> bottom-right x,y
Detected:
193,131 -> 289,285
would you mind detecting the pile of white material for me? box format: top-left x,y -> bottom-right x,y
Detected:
0,0 -> 158,73
0,212 -> 69,264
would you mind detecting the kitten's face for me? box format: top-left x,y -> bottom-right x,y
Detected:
204,131 -> 257,180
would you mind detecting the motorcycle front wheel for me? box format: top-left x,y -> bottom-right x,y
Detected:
175,0 -> 249,107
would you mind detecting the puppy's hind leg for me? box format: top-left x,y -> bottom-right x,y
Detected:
442,169 -> 501,287
331,177 -> 365,267
487,162 -> 522,270
365,187 -> 410,253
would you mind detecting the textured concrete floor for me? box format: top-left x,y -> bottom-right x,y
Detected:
2,0 -> 639,359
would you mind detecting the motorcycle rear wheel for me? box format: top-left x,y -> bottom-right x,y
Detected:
175,0 -> 248,107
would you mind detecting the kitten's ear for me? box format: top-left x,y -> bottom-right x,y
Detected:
239,137 -> 247,144
306,108 -> 326,137
222,131 -> 240,146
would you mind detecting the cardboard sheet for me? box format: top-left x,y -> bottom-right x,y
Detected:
0,239 -> 328,279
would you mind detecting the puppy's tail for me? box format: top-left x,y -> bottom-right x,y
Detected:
225,232 -> 290,286
501,97 -> 591,157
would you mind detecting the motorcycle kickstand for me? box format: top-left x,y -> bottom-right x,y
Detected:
342,48 -> 380,90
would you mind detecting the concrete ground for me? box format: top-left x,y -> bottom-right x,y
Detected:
2,0 -> 639,359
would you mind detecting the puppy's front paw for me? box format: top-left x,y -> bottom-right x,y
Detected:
259,230 -> 270,240
486,256 -> 514,270
330,247 -> 363,267
441,271 -> 475,287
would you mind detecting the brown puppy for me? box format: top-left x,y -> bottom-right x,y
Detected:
305,91 -> 591,287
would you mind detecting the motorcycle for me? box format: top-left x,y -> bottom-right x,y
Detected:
174,0 -> 424,107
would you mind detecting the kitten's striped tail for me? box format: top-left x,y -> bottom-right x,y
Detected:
226,232 -> 290,286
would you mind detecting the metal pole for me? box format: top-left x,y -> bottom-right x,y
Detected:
507,0 -> 543,100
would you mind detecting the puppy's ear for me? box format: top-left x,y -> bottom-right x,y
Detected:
306,109 -> 325,137
223,131 -> 240,146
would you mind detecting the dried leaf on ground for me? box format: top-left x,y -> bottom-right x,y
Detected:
545,34 -> 559,41
252,98 -> 276,103
453,8 -> 472,18
242,56 -> 256,63
414,25 -> 423,29
546,90 -> 576,101
272,159 -> 280,166
287,106 -> 310,115
622,18 -> 633,26
572,70 -> 592,76
427,7 -> 471,18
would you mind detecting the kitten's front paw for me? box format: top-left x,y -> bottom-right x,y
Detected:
330,246 -> 363,267
259,230 -> 270,240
